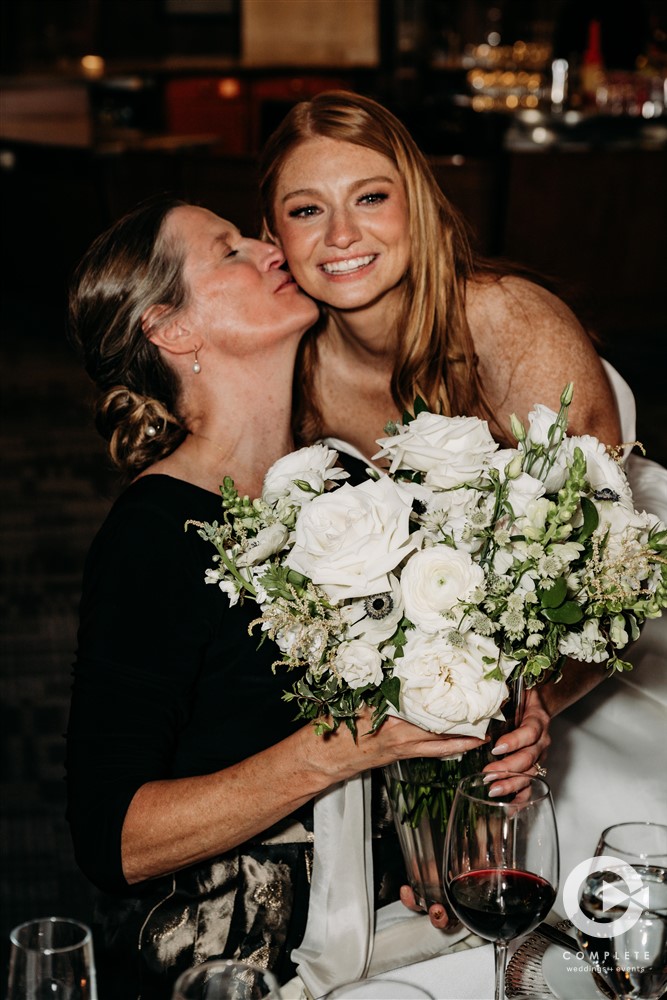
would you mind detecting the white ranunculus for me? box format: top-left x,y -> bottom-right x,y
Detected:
236,524 -> 289,566
341,573 -> 404,644
392,629 -> 516,736
262,444 -> 348,509
401,546 -> 486,632
374,411 -> 498,487
285,476 -> 417,602
334,640 -> 384,689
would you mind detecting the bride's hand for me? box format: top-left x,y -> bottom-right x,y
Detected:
399,885 -> 450,928
482,686 -> 551,795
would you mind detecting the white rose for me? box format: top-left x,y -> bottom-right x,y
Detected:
401,546 -> 486,633
285,476 -> 417,602
262,444 -> 348,509
392,629 -> 515,737
374,411 -> 498,487
335,640 -> 384,689
341,573 -> 404,644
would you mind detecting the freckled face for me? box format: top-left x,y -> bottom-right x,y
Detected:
271,137 -> 411,312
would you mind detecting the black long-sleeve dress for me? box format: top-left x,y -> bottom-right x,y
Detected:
66,475 -> 314,999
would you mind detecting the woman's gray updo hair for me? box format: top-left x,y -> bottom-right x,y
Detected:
68,196 -> 190,479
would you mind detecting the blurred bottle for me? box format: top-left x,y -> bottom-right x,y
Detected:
580,18 -> 604,104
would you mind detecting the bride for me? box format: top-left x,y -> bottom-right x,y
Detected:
259,89 -> 667,926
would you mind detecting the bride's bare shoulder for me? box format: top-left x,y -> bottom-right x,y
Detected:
465,274 -> 620,443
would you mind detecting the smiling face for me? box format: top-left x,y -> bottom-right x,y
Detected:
165,206 -> 319,356
271,137 -> 411,314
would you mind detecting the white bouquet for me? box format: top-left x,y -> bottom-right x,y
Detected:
189,387 -> 667,738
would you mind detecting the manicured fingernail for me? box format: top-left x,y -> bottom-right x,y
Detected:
491,743 -> 509,755
488,784 -> 504,797
482,773 -> 495,783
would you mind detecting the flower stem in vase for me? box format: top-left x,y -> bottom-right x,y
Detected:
382,678 -> 526,916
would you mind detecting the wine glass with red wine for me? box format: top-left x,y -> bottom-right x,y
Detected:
444,771 -> 559,1000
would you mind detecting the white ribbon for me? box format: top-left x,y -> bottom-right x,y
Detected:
292,774 -> 374,997
292,772 -> 471,999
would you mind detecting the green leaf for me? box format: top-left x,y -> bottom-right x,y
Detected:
538,577 -> 567,608
381,675 -> 401,710
543,602 -> 584,624
579,496 -> 599,541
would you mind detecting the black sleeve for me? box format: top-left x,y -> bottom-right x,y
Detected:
65,495 -> 216,894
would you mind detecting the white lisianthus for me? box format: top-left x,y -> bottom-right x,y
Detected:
558,619 -> 609,662
286,476 -> 417,602
236,523 -> 289,566
334,640 -> 384,689
374,411 -> 498,487
262,444 -> 348,510
401,546 -> 485,633
341,574 -> 404,644
392,629 -> 516,737
490,451 -> 547,518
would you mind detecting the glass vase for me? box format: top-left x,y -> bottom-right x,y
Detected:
382,677 -> 526,915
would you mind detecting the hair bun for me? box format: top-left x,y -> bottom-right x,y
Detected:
96,386 -> 184,475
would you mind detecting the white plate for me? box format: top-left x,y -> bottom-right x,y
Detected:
506,923 -> 612,1000
541,944 -> 609,1000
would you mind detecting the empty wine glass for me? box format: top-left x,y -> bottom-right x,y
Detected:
574,822 -> 667,999
444,771 -> 559,1000
171,959 -> 282,999
7,916 -> 98,999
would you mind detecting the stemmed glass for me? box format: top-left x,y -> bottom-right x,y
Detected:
444,772 -> 559,1000
574,821 -> 667,999
171,959 -> 282,999
7,916 -> 98,999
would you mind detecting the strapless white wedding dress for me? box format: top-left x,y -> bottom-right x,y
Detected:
288,361 -> 667,999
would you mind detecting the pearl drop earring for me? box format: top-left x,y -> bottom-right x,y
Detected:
192,347 -> 201,374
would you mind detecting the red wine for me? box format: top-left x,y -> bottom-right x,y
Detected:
449,868 -> 556,942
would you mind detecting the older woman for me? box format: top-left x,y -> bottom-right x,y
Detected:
65,198 -> 486,998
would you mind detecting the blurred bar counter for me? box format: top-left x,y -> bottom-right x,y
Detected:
1,67 -> 665,339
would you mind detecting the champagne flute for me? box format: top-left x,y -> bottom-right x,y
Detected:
7,916 -> 98,999
575,822 -> 667,999
444,771 -> 559,1000
172,959 -> 282,999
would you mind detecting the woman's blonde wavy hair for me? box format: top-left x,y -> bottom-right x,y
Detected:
258,90 -> 496,444
68,197 -> 189,480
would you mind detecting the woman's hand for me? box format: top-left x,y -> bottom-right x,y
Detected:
481,685 -> 551,796
312,707 -> 487,783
